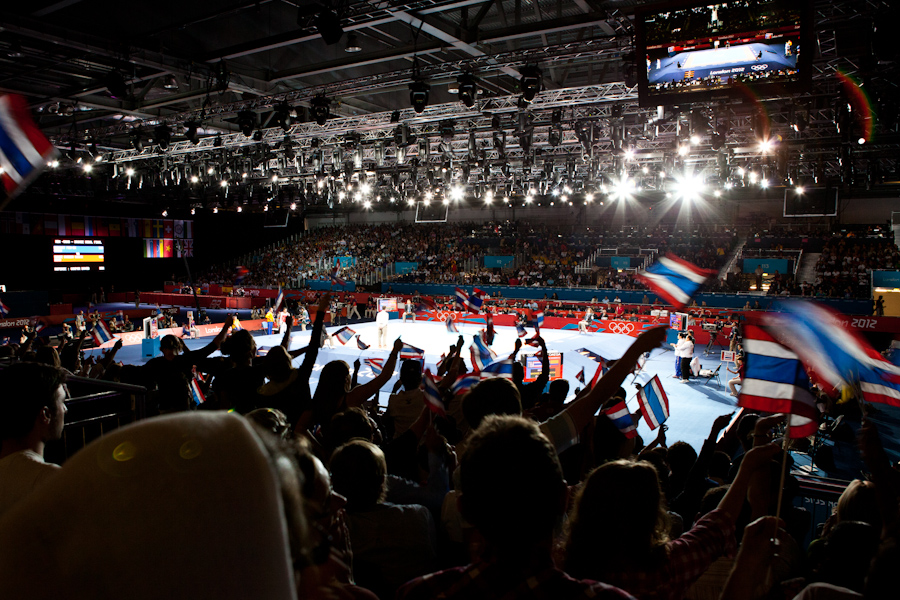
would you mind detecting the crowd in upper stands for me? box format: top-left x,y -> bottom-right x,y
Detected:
2,293 -> 898,599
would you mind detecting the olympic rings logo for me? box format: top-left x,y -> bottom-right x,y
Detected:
436,311 -> 458,322
606,321 -> 635,335
750,64 -> 768,71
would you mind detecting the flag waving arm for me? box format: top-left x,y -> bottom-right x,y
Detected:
563,325 -> 667,435
346,337 -> 402,408
280,314 -> 294,350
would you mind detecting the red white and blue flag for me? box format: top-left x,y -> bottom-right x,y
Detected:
330,263 -> 347,287
450,373 -> 481,396
480,358 -> 514,379
469,288 -> 487,312
422,370 -> 446,416
445,315 -> 458,333
575,367 -> 585,384
472,331 -> 497,364
454,287 -> 482,313
400,342 -> 425,361
0,298 -> 9,316
738,315 -> 818,438
91,320 -> 114,346
190,378 -> 207,405
273,286 -> 284,313
334,327 -> 356,345
764,300 -> 900,408
636,253 -> 717,310
535,311 -> 544,330
364,357 -> 384,376
589,363 -> 604,388
516,323 -> 527,338
603,400 -> 638,439
0,94 -> 58,199
637,375 -> 670,430
357,336 -> 370,350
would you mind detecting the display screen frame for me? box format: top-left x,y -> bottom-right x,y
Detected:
52,237 -> 106,272
634,0 -> 814,107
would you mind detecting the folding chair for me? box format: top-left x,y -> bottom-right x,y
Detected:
699,365 -> 722,387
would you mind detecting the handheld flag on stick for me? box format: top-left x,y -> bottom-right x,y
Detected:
764,300 -> 900,408
480,358 -> 514,379
445,315 -> 458,333
0,93 -> 58,201
0,298 -> 10,316
190,377 -> 207,405
273,286 -> 284,313
364,358 -> 384,376
400,342 -> 425,361
635,253 -> 717,310
422,370 -> 446,416
603,401 -> 638,439
91,320 -> 114,346
589,363 -> 604,388
535,311 -> 544,330
357,336 -> 370,350
330,263 -> 347,287
516,323 -> 527,338
450,373 -> 481,396
473,331 -> 497,364
469,346 -> 485,372
738,314 -> 819,438
334,327 -> 356,345
233,266 -> 249,285
575,367 -> 585,385
637,375 -> 670,430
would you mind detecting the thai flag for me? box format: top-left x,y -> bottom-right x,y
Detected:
416,296 -> 437,312
485,312 -> 494,345
450,373 -> 481,396
422,370 -> 446,416
473,331 -> 497,363
575,367 -> 585,384
0,94 -> 58,199
516,323 -> 527,338
91,320 -> 114,346
233,266 -> 249,284
445,315 -> 458,332
190,378 -> 206,405
334,327 -> 356,345
32,319 -> 44,334
0,298 -> 9,316
637,375 -> 670,430
525,333 -> 542,347
455,287 -> 472,312
1,337 -> 8,345
635,254 -> 717,310
535,311 -> 544,329
589,363 -> 604,388
480,358 -> 514,379
365,358 -> 384,376
357,336 -> 370,350
273,286 -> 284,312
738,315 -> 819,438
764,300 -> 900,408
400,342 -> 425,361
330,263 -> 347,287
470,346 -> 485,372
603,400 -> 637,439
467,289 -> 486,312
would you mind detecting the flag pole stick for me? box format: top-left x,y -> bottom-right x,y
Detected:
774,422 -> 791,522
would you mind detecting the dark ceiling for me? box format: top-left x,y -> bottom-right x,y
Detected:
1,0 -> 899,215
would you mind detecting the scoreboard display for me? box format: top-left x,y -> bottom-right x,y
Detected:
523,351 -> 563,382
377,298 -> 399,312
53,238 -> 105,272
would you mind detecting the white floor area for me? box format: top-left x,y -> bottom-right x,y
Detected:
247,320 -> 739,452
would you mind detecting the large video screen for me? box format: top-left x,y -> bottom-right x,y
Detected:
377,298 -> 399,312
52,238 -> 105,272
524,351 -> 563,382
636,0 -> 812,106
783,187 -> 838,217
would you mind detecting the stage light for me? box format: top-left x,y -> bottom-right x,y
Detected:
585,193 -> 594,203
49,159 -> 59,168
525,196 -> 533,204
237,206 -> 242,213
207,167 -> 215,175
290,202 -> 297,210
345,33 -> 361,53
184,121 -> 200,144
673,173 -> 705,202
131,129 -> 143,152
161,209 -> 168,217
242,172 -> 248,179
338,190 -> 346,200
191,208 -> 195,215
758,138 -> 773,153
677,145 -> 688,156
713,190 -> 721,197
519,65 -> 542,102
690,135 -> 700,145
190,175 -> 199,183
450,186 -> 464,201
484,189 -> 493,204
363,199 -> 372,208
237,110 -> 256,137
390,196 -> 396,203
314,9 -> 344,45
760,178 -> 769,188
748,171 -> 758,183
624,148 -> 635,160
858,137 -> 866,145
724,181 -> 733,189
213,207 -> 218,214
407,198 -> 415,206
442,197 -> 450,205
82,163 -> 93,173
125,167 -> 135,177
609,175 -> 635,202
360,182 -> 371,195
155,125 -> 171,151
220,180 -> 228,187
272,174 -> 279,182
642,166 -> 649,174
795,185 -> 805,194
274,103 -> 292,131
409,80 -> 430,113
311,95 -> 330,126
457,72 -> 477,108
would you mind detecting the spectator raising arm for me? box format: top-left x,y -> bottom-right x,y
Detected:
345,337 -> 403,409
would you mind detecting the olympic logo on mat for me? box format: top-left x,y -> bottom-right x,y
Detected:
751,64 -> 768,71
435,311 -> 458,322
606,321 -> 635,335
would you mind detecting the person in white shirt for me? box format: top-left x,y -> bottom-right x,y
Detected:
376,307 -> 390,348
0,362 -> 67,518
578,307 -> 594,333
671,332 -> 686,378
680,333 -> 695,382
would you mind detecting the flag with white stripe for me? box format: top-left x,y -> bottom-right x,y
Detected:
364,358 -> 384,376
0,94 -> 58,199
422,370 -> 446,416
637,375 -> 670,430
738,316 -> 818,438
603,400 -> 637,439
334,327 -> 356,345
91,320 -> 114,346
636,253 -> 717,310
